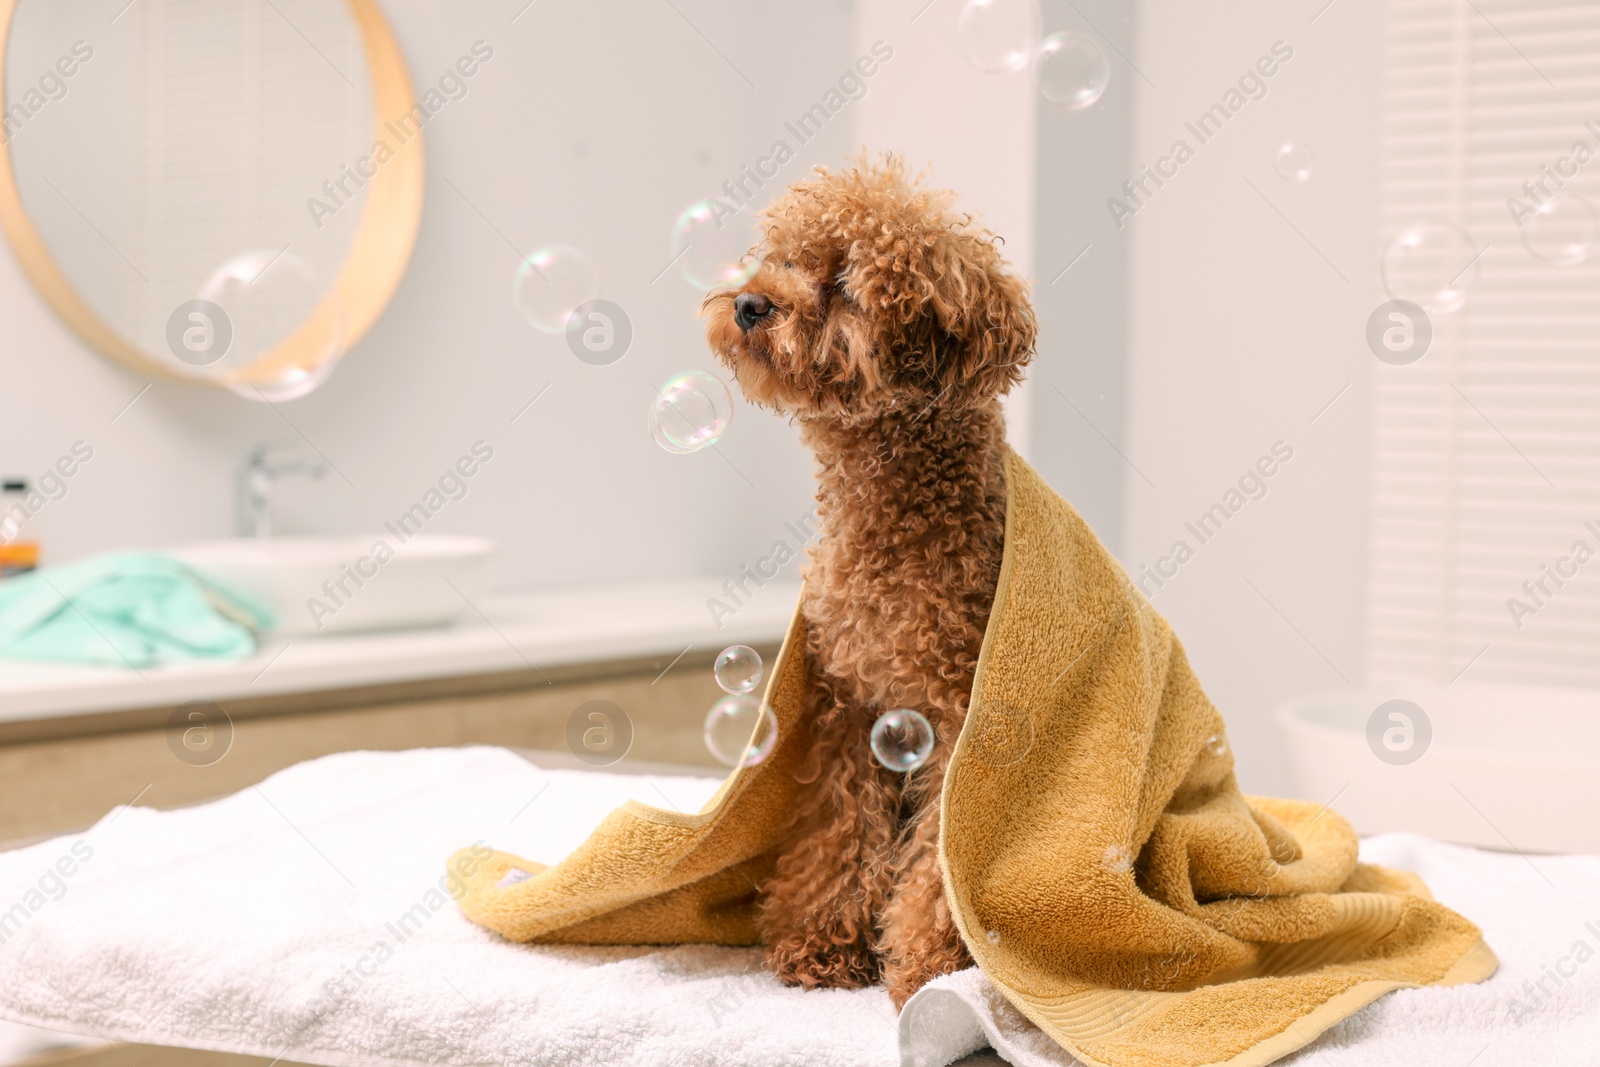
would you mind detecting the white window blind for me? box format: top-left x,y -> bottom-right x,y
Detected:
1368,0 -> 1600,688
127,0 -> 368,350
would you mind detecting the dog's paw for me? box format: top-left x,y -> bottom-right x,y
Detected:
882,939 -> 971,1008
764,934 -> 879,991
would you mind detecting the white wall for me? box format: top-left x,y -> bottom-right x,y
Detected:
0,0 -> 860,597
1029,0 -> 1135,546
855,0 -> 1036,454
1121,0 -> 1384,794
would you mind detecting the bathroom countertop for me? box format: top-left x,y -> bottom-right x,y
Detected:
0,578 -> 801,725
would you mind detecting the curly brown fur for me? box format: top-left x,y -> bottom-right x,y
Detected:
703,155 -> 1037,1007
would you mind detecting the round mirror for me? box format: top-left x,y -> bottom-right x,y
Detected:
0,0 -> 422,398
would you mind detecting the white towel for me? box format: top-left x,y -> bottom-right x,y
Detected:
0,747 -> 1593,1067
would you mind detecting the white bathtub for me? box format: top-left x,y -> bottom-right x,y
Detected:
1277,683 -> 1600,855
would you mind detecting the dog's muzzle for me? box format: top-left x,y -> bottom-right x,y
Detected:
733,292 -> 773,332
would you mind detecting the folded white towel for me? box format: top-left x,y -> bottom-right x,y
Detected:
0,747 -> 1593,1067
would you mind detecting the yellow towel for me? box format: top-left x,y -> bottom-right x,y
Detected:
452,451 -> 1495,1067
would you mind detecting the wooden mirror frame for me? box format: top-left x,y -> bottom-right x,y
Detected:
0,0 -> 424,387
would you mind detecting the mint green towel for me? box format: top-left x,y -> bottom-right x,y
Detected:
0,553 -> 274,668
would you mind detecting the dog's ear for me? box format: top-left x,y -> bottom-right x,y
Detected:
923,228 -> 1037,402
845,221 -> 1037,404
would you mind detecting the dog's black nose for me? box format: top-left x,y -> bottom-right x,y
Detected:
733,292 -> 773,331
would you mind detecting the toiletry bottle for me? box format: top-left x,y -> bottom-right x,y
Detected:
0,479 -> 39,578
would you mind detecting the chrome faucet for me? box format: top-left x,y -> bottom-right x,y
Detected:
239,442 -> 327,539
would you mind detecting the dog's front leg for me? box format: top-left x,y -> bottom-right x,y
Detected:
757,677 -> 899,990
877,739 -> 973,1007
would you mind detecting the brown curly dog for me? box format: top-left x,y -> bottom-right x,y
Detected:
703,155 -> 1037,1007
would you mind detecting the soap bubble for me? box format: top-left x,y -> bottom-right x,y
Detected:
703,695 -> 779,767
1274,142 -> 1315,182
1522,192 -> 1597,265
714,644 -> 763,695
194,250 -> 347,402
1205,732 -> 1228,757
514,245 -> 600,333
1101,843 -> 1134,874
670,199 -> 762,290
957,0 -> 1041,74
1031,31 -> 1109,110
224,359 -> 342,403
648,371 -> 733,454
496,867 -> 533,888
1381,220 -> 1482,315
869,708 -> 935,772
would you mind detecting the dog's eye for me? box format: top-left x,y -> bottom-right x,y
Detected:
783,260 -> 794,269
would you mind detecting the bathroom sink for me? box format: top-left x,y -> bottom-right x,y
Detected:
1278,684 -> 1600,854
172,536 -> 495,636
